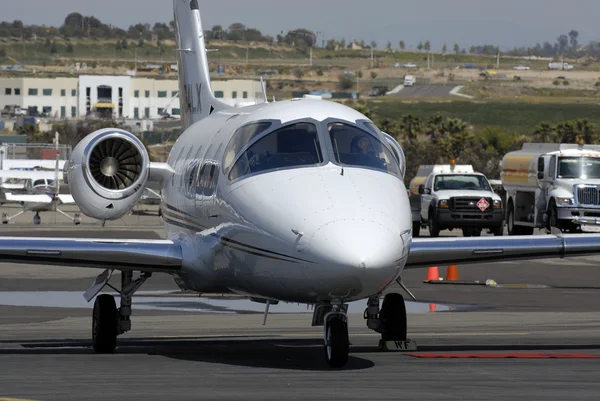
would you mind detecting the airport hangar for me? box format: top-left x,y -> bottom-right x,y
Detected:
0,75 -> 263,120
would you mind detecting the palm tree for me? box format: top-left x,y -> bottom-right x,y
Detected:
400,114 -> 421,142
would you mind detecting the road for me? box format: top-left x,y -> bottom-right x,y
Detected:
0,216 -> 600,400
392,84 -> 455,98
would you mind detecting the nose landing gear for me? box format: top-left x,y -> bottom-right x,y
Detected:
323,301 -> 349,368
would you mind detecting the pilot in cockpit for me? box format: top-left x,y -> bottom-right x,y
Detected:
351,136 -> 373,155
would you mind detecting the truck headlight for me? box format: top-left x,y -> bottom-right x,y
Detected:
493,199 -> 502,209
438,199 -> 449,209
556,197 -> 574,206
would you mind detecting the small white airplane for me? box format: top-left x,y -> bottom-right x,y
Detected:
1,0 -> 600,368
0,160 -> 77,224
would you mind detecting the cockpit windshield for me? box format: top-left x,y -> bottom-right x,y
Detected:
228,122 -> 323,181
328,122 -> 400,176
434,174 -> 490,191
558,157 -> 600,179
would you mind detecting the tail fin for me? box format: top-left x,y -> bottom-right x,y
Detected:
173,0 -> 229,130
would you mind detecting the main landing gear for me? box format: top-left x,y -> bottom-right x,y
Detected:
318,292 -> 412,368
86,269 -> 151,353
365,293 -> 414,351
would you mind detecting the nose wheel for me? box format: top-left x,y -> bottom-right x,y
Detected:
323,305 -> 349,368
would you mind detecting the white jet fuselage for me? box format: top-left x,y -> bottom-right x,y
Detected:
161,99 -> 412,303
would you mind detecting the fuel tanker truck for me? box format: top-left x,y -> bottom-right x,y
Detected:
501,142 -> 600,235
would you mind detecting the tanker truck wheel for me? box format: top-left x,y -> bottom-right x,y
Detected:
547,201 -> 559,231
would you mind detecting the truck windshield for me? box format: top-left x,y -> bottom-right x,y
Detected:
434,174 -> 491,191
558,157 -> 600,179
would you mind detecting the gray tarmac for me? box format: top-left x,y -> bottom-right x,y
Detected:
392,84 -> 454,98
1,209 -> 600,400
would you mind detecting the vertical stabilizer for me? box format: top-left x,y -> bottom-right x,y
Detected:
174,0 -> 229,130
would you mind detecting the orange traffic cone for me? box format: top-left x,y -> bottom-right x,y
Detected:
425,266 -> 440,282
429,303 -> 437,312
446,265 -> 459,281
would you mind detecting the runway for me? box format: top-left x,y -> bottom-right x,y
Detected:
1,216 -> 600,400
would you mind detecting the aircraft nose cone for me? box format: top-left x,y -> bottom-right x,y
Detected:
306,219 -> 407,296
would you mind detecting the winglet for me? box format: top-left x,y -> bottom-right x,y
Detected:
173,0 -> 230,130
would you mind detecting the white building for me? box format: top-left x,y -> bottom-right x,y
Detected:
0,76 -> 263,120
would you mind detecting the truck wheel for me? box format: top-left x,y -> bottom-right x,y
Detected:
507,206 -> 518,236
428,210 -> 440,238
412,221 -> 421,237
547,202 -> 559,231
462,228 -> 472,237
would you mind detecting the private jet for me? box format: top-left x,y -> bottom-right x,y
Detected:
1,0 -> 600,368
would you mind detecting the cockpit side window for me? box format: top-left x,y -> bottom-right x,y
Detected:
328,122 -> 400,176
223,121 -> 273,173
229,122 -> 323,181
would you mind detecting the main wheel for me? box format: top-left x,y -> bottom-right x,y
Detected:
92,294 -> 118,353
547,202 -> 558,231
324,317 -> 349,368
379,293 -> 407,342
507,205 -> 518,236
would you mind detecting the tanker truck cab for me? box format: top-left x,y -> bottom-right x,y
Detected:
418,162 -> 503,237
504,142 -> 600,234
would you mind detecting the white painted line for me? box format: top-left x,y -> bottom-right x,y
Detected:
450,85 -> 474,99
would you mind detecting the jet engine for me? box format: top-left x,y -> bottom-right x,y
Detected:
66,128 -> 150,220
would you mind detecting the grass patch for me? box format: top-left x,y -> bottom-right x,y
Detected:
368,98 -> 600,134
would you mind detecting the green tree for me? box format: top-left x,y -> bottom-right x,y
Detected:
417,41 -> 424,52
66,43 -> 74,53
424,40 -> 431,52
453,43 -> 460,54
0,48 -> 6,58
442,43 -> 447,54
371,40 -> 377,49
399,40 -> 405,50
386,41 -> 392,51
370,71 -> 378,80
338,74 -> 354,90
50,41 -> 58,54
293,68 -> 304,79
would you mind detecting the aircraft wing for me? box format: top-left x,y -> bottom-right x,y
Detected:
57,194 -> 75,204
0,170 -> 61,181
406,232 -> 598,269
0,237 -> 182,273
4,193 -> 53,203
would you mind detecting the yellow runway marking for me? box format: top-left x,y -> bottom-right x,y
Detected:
0,398 -> 40,401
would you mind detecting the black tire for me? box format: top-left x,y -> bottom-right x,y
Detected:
462,228 -> 472,237
428,209 -> 440,237
92,294 -> 118,353
324,317 -> 349,368
412,221 -> 421,237
379,293 -> 407,342
507,205 -> 534,236
507,204 -> 518,236
547,202 -> 558,231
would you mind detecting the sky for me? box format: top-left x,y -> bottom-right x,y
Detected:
2,0 -> 599,50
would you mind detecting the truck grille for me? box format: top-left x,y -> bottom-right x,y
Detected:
450,197 -> 493,212
577,187 -> 600,206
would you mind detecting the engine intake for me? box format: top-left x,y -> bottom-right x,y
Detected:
68,128 -> 150,221
89,137 -> 143,190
